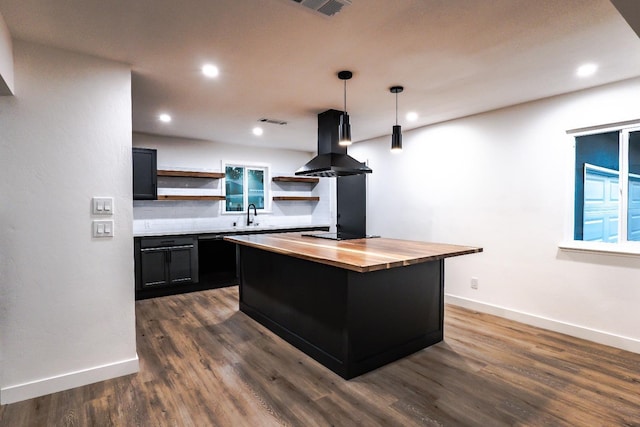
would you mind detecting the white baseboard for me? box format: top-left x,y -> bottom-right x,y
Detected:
445,294 -> 640,354
1,356 -> 139,405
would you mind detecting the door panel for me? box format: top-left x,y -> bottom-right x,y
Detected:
169,248 -> 193,284
628,175 -> 640,241
132,148 -> 157,200
583,165 -> 619,242
140,250 -> 168,287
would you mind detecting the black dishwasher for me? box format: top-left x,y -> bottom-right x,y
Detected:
197,237 -> 237,287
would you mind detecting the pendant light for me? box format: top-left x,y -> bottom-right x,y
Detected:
338,70 -> 353,146
390,86 -> 403,153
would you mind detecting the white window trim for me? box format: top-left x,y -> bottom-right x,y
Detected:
221,160 -> 272,214
558,240 -> 640,257
560,121 -> 640,257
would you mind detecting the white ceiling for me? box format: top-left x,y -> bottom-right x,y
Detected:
1,0 -> 639,152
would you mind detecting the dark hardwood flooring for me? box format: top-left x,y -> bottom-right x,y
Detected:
1,286 -> 639,426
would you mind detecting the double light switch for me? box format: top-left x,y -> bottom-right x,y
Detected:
93,220 -> 114,237
92,197 -> 114,215
92,197 -> 114,238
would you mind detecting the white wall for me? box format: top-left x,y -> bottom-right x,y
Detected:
134,132 -> 315,174
351,77 -> 640,353
0,11 -> 14,95
132,132 -> 332,230
0,40 -> 137,404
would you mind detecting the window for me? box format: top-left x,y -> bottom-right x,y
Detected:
574,127 -> 640,243
224,164 -> 269,212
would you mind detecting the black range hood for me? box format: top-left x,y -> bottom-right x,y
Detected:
295,109 -> 372,177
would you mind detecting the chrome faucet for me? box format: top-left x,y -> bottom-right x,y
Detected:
247,203 -> 257,226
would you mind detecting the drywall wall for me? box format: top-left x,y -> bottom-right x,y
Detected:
0,11 -> 14,95
0,40 -> 137,404
350,77 -> 640,353
132,132 -> 332,230
134,132 -> 314,174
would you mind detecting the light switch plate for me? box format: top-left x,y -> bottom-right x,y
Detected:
93,220 -> 114,237
92,197 -> 114,215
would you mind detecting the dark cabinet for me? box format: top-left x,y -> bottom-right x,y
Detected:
135,236 -> 199,289
337,174 -> 366,236
132,148 -> 157,200
133,227 -> 329,299
139,249 -> 167,286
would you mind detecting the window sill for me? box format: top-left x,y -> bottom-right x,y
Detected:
558,240 -> 640,257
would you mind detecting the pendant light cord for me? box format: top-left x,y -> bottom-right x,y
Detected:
395,92 -> 398,125
343,80 -> 347,114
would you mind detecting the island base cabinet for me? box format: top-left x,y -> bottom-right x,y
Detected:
237,245 -> 444,379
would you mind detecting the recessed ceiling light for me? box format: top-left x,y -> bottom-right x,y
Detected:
406,112 -> 418,122
252,127 -> 263,136
158,113 -> 172,123
202,64 -> 219,78
576,63 -> 598,78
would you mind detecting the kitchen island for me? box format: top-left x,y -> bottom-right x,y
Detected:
224,233 -> 482,379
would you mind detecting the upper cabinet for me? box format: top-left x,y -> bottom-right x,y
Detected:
133,148 -> 157,200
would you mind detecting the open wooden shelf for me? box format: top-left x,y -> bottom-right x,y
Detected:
272,176 -> 319,184
158,195 -> 225,201
157,170 -> 225,179
273,196 -> 320,202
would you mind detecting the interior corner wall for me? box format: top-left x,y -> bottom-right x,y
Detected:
0,11 -> 14,95
350,77 -> 640,354
0,40 -> 137,404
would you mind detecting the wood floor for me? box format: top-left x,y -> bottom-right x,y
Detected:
1,286 -> 639,426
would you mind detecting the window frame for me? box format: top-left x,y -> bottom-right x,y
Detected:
222,161 -> 271,214
560,121 -> 640,256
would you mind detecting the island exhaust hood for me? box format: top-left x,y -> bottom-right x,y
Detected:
295,109 -> 372,177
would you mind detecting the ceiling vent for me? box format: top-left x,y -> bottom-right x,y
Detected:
291,0 -> 352,17
259,118 -> 288,126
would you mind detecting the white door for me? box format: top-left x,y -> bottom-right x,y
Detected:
627,174 -> 640,241
583,164 -> 619,243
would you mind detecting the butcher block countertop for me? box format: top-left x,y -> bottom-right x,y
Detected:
224,233 -> 483,273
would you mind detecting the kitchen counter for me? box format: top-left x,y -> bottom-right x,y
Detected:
133,226 -> 329,300
224,233 -> 481,272
133,223 -> 330,238
226,232 -> 482,379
